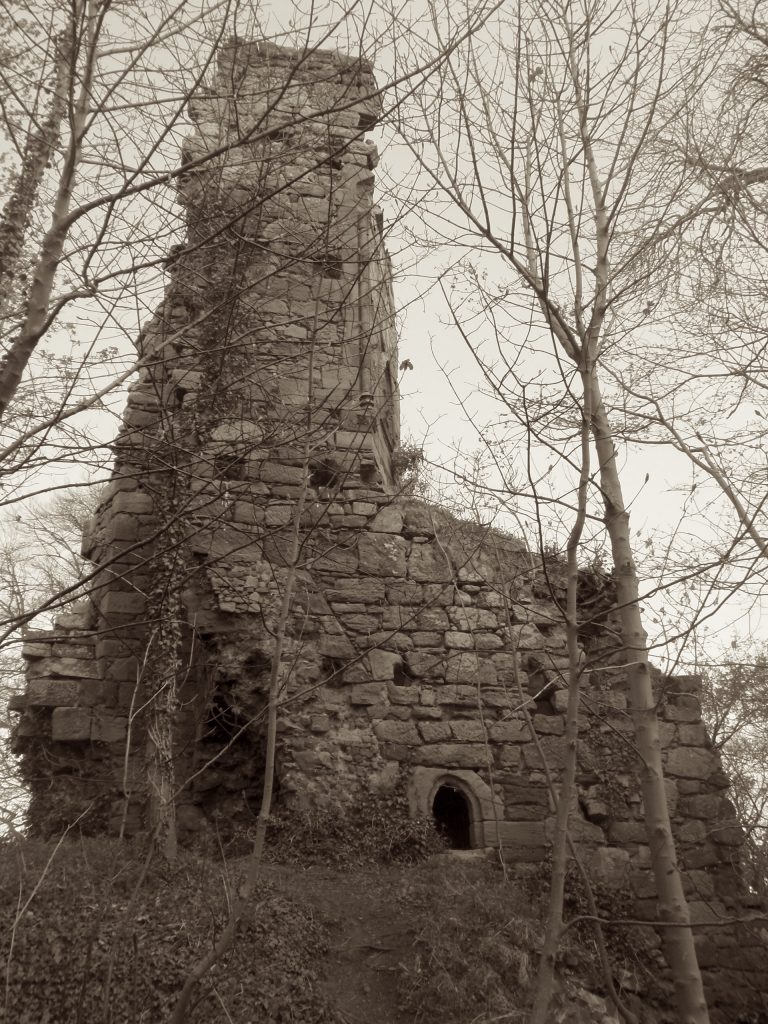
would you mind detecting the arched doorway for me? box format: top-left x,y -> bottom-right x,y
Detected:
432,784 -> 472,849
409,767 -> 504,849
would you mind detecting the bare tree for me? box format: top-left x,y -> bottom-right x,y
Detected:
392,1 -> 713,1018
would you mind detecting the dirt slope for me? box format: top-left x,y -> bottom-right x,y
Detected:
265,863 -> 419,1024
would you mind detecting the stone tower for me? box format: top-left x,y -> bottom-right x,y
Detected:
11,41 -> 768,1020
14,41 -> 401,830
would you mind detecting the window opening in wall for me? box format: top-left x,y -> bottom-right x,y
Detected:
319,257 -> 343,279
432,784 -> 471,850
205,690 -> 244,743
359,462 -> 378,486
310,461 -> 339,488
213,453 -> 246,481
392,661 -> 413,686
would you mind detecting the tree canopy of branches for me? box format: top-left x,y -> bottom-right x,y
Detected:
389,1 -> 745,1019
2,1 -> 768,1022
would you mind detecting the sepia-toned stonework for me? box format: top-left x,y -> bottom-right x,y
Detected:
10,40 -> 767,1021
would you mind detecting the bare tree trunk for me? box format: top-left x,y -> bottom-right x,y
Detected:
0,0 -> 96,422
144,503 -> 184,864
0,32 -> 71,324
510,649 -> 639,1024
530,365 -> 593,1022
590,375 -> 710,1024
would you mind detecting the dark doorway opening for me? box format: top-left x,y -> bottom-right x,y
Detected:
432,784 -> 472,849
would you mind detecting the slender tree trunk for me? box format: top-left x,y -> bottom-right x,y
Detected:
0,0 -> 97,422
144,497 -> 184,864
0,32 -> 71,325
590,372 -> 710,1024
530,364 -> 593,1023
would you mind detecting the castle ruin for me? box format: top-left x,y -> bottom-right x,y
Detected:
10,40 -> 767,1020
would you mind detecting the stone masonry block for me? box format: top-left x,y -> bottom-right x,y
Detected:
352,502 -> 377,516
449,607 -> 499,630
402,504 -> 435,537
416,609 -> 449,630
407,543 -> 451,582
445,653 -> 497,685
349,683 -> 386,705
51,643 -> 94,659
417,743 -> 491,769
473,633 -> 503,651
311,546 -> 359,574
533,715 -> 564,736
489,720 -> 528,743
99,591 -> 147,616
373,721 -> 420,745
665,747 -> 715,780
678,723 -> 708,746
386,582 -> 424,605
664,696 -> 701,722
99,657 -> 140,682
368,650 -> 401,680
56,609 -> 93,630
445,631 -> 474,650
521,735 -> 569,769
434,685 -> 477,707
412,631 -> 442,647
106,513 -> 140,542
388,683 -> 419,705
91,713 -> 129,744
26,657 -> 99,680
587,847 -> 630,888
680,794 -> 726,819
51,707 -> 92,741
495,821 -> 548,847
608,821 -> 647,844
358,533 -> 407,577
403,651 -> 444,679
27,679 -> 82,706
418,722 -> 452,742
450,721 -> 487,742
370,507 -> 403,533
327,578 -> 386,603
413,707 -> 443,720
111,491 -> 154,515
260,462 -> 307,485
22,642 -> 53,658
78,680 -> 118,707
497,746 -> 521,769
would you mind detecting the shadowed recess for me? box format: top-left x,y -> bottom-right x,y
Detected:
433,784 -> 471,850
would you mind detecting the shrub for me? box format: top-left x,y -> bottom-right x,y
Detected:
265,787 -> 447,867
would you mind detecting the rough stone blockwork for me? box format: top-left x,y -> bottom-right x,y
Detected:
10,40 -> 767,1018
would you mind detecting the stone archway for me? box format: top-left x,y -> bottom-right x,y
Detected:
407,767 -> 505,849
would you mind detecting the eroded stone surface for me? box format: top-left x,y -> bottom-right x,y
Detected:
10,38 -> 766,1024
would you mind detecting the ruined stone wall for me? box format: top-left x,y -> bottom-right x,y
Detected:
10,40 -> 767,1021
